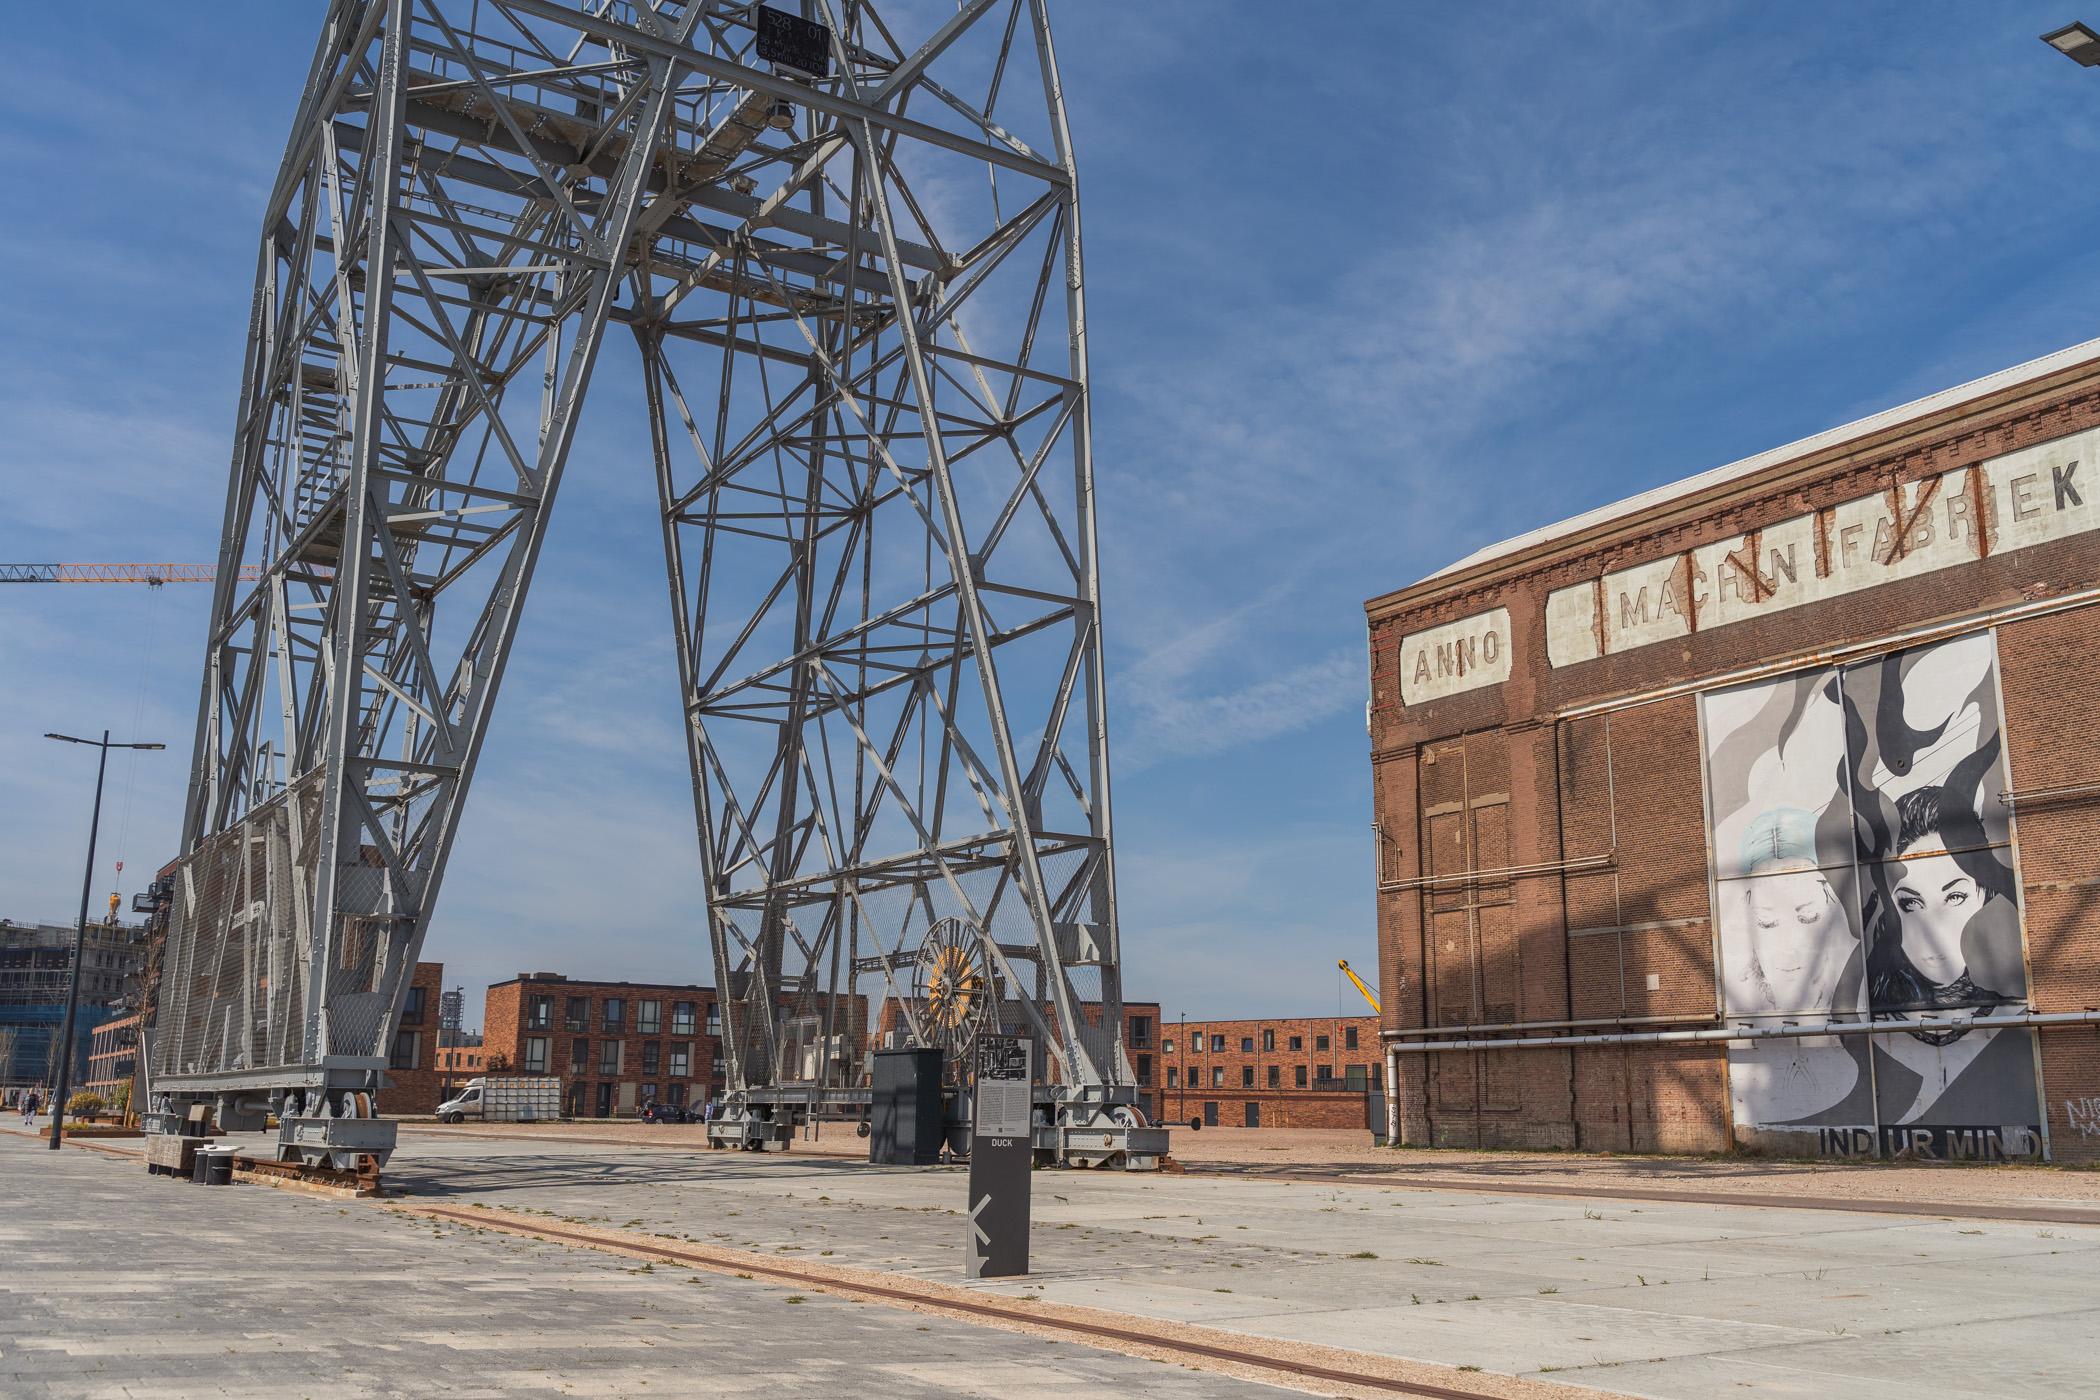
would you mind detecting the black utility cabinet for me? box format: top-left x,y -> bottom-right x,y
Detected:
869,1047 -> 945,1165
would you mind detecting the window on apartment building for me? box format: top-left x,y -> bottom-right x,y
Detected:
1288,1035 -> 1302,1052
1240,1065 -> 1254,1088
672,1001 -> 696,1035
565,996 -> 589,1032
1345,1026 -> 1359,1050
641,1083 -> 658,1104
666,1082 -> 686,1106
401,987 -> 425,1025
1136,1054 -> 1152,1085
1262,1029 -> 1274,1051
638,1000 -> 661,1034
526,995 -> 553,1030
1239,1036 -> 1253,1053
670,1045 -> 690,1078
570,1038 -> 590,1074
1267,1065 -> 1280,1088
1210,1034 -> 1224,1053
599,1040 -> 622,1076
1345,1065 -> 1369,1091
641,1041 -> 661,1075
1317,1065 -> 1334,1086
603,998 -> 626,1031
523,1037 -> 549,1073
1315,1034 -> 1329,1052
1210,1066 -> 1224,1088
1163,1037 -> 1175,1055
1167,1066 -> 1178,1087
706,1004 -> 721,1036
389,1030 -> 419,1070
1294,1065 -> 1307,1088
1371,1064 -> 1383,1088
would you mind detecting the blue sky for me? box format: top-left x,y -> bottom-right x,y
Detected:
6,3 -> 2100,1029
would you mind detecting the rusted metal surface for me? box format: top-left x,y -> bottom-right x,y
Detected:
229,1152 -> 382,1197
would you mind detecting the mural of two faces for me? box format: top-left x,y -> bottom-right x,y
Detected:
1700,631 -> 2041,1159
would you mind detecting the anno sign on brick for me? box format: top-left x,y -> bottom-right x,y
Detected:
1399,608 -> 1512,705
1545,425 -> 2100,666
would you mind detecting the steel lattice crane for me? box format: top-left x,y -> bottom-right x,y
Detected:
146,0 -> 1155,1171
0,564 -> 262,586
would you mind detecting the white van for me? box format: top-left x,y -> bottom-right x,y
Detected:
434,1075 -> 563,1123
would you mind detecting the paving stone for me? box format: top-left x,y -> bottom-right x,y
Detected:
0,1134 -> 1287,1399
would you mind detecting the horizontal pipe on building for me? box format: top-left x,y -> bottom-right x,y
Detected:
1389,1011 -> 1719,1039
1379,851 -> 1614,893
1998,779 -> 2100,808
1389,1010 -> 2100,1053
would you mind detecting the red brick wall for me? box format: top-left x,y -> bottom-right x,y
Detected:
1999,609 -> 2100,1164
1370,361 -> 2100,1161
1163,1016 -> 1381,1130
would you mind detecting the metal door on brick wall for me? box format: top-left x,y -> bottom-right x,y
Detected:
1419,735 -> 1523,1134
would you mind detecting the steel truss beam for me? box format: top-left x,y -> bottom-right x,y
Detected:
153,0 -> 1142,1156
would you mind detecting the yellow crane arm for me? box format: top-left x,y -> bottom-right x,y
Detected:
1338,958 -> 1380,1016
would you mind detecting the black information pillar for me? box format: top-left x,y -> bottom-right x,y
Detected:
966,1035 -> 1032,1278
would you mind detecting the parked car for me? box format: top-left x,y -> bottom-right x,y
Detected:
640,1100 -> 694,1124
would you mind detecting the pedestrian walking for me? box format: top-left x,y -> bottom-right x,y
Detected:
22,1089 -> 41,1129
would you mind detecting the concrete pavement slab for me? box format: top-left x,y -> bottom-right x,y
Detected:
372,1132 -> 2100,1397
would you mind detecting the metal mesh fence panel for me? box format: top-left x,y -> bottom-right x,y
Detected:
153,774 -> 326,1082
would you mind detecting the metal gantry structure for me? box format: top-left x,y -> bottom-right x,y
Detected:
148,0 -> 1161,1169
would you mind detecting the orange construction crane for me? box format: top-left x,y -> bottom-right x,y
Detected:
0,563 -> 260,587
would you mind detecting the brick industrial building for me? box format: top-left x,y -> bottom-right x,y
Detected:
1369,338 -> 2100,1164
1162,1015 -> 1381,1129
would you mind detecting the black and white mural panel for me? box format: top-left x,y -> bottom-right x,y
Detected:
1699,631 -> 2042,1159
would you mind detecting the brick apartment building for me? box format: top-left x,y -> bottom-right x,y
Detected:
1370,336 -> 2100,1164
486,975 -> 719,1118
382,961 -> 449,1115
1162,1015 -> 1381,1129
433,1039 -> 485,1075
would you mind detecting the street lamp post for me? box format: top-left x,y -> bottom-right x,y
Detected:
43,731 -> 163,1151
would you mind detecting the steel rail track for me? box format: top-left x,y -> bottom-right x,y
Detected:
1186,1164 -> 2100,1227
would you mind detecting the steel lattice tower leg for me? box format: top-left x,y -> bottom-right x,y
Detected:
150,0 -> 1159,1171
